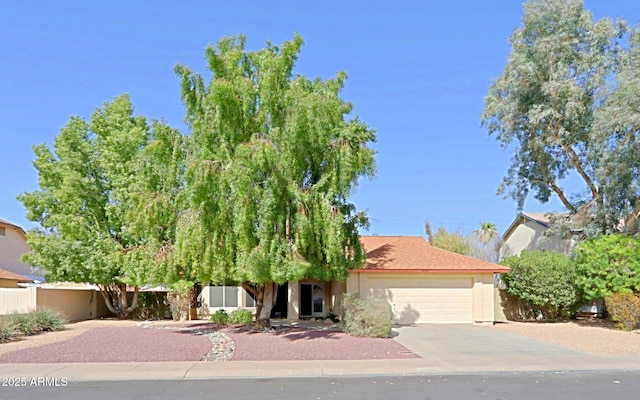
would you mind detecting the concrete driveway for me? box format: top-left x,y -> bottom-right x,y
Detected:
392,324 -> 637,372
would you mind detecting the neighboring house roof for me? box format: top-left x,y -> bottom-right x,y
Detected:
357,236 -> 509,273
0,267 -> 31,282
502,211 -> 567,240
0,217 -> 27,238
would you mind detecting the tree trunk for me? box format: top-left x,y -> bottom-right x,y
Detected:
98,283 -> 139,319
255,282 -> 277,329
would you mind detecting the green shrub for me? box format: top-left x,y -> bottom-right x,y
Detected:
9,312 -> 39,336
501,250 -> 581,320
605,293 -> 640,331
0,317 -> 17,343
342,293 -> 392,338
228,309 -> 253,325
574,235 -> 640,300
210,309 -> 229,325
31,308 -> 67,332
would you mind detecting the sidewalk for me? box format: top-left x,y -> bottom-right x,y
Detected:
1,353 -> 639,382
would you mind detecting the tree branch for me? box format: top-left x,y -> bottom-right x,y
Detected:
535,147 -> 576,212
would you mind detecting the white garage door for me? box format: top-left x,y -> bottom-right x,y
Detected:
367,277 -> 473,324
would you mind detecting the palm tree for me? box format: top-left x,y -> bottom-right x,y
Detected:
475,221 -> 497,244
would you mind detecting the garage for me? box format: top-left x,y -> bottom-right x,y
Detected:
346,236 -> 510,325
367,276 -> 473,324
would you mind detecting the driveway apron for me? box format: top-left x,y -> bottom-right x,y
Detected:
392,324 -> 631,372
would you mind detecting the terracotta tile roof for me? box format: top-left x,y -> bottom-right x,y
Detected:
0,268 -> 32,282
357,236 -> 509,273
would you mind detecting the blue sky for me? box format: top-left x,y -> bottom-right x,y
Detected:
1,1 -> 639,237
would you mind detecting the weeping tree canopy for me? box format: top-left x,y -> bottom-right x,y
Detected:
174,33 -> 376,325
482,0 -> 640,236
19,95 -> 185,318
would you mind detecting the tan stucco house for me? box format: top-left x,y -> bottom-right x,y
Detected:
200,235 -> 509,324
0,267 -> 31,288
0,218 -> 40,281
499,212 -> 576,259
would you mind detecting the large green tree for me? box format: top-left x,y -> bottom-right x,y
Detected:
573,234 -> 640,299
174,34 -> 376,327
482,0 -> 640,235
19,95 -> 184,318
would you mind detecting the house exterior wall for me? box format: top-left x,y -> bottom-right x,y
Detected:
0,224 -> 35,278
288,281 -> 299,319
500,220 -> 572,259
0,278 -> 20,288
346,272 -> 497,324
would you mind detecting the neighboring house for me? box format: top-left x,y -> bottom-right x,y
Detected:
200,236 -> 509,325
0,218 -> 42,282
0,267 -> 31,288
499,212 -> 577,259
498,211 -> 602,316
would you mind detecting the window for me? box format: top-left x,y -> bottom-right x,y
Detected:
0,227 -> 5,236
209,286 -> 239,307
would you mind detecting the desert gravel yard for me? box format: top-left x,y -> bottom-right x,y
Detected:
0,319 -> 418,363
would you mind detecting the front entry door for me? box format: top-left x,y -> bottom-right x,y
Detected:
299,283 -> 324,318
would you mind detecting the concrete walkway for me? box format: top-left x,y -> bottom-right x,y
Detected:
1,324 -> 639,381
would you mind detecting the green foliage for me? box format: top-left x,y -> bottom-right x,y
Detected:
18,94 -> 185,318
605,293 -> 640,331
0,318 -> 17,343
501,250 -> 581,320
482,0 -> 640,235
573,234 -> 640,300
228,309 -> 254,325
174,34 -> 376,321
31,308 -> 67,332
342,293 -> 392,338
430,226 -> 471,255
9,312 -> 39,336
210,309 -> 229,325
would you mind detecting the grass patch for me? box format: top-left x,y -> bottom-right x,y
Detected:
0,317 -> 17,343
32,307 -> 68,332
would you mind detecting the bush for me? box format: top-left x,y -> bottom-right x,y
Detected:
342,293 -> 392,338
31,308 -> 67,332
574,234 -> 640,300
605,293 -> 640,331
228,309 -> 253,325
0,317 -> 17,343
501,250 -> 581,320
9,312 -> 39,336
210,309 -> 229,325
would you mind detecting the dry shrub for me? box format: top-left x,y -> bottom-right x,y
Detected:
605,293 -> 640,331
342,293 -> 392,338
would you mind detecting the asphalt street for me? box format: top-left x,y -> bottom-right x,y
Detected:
3,371 -> 640,400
